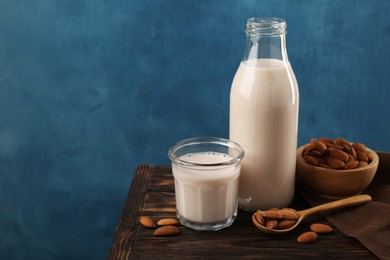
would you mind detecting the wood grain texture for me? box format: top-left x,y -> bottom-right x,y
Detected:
108,165 -> 153,259
108,163 -> 382,259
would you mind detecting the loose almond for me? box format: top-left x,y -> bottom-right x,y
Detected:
297,231 -> 318,243
310,223 -> 333,233
139,216 -> 156,228
157,218 -> 179,226
153,226 -> 180,236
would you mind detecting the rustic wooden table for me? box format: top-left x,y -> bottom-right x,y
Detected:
108,160 -> 385,259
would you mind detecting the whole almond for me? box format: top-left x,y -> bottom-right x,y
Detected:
278,219 -> 296,229
319,163 -> 332,169
304,143 -> 317,153
314,141 -> 327,153
309,150 -> 323,158
344,160 -> 359,169
262,209 -> 283,219
280,209 -> 299,220
352,143 -> 366,152
157,218 -> 179,226
350,146 -> 358,160
335,138 -> 350,146
139,216 -> 156,228
347,154 -> 355,162
357,151 -> 369,162
326,157 -> 345,169
316,157 -> 326,164
254,210 -> 265,226
364,150 -> 374,161
342,144 -> 351,153
310,223 -> 333,233
297,231 -> 318,243
329,149 -> 349,162
153,226 -> 180,236
266,219 -> 278,229
328,144 -> 344,150
319,137 -> 335,146
303,155 -> 319,166
310,138 -> 317,145
357,161 -> 368,168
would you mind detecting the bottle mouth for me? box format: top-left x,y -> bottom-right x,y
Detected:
246,17 -> 287,36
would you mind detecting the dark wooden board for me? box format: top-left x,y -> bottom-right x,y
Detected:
108,154 -> 390,259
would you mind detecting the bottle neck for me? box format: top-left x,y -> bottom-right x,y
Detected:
242,17 -> 289,62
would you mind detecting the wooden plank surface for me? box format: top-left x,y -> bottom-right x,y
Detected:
108,157 -> 389,259
108,165 -> 152,259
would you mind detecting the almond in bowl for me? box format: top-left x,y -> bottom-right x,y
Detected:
296,138 -> 379,199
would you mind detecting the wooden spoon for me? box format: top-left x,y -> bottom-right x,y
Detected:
252,194 -> 372,235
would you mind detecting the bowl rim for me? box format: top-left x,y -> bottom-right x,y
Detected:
296,144 -> 379,173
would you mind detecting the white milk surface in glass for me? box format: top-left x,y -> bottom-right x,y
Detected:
230,59 -> 299,211
172,152 -> 240,223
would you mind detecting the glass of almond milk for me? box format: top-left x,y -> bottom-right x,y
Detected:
168,137 -> 244,231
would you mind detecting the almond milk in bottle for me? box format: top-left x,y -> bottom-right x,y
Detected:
230,17 -> 299,211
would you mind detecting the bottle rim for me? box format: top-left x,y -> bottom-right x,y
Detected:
246,17 -> 287,36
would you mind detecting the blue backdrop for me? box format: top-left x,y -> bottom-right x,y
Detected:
1,0 -> 389,259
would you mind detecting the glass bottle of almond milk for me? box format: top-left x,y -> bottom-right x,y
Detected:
230,17 -> 299,211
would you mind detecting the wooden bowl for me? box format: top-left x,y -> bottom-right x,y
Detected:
296,145 -> 379,199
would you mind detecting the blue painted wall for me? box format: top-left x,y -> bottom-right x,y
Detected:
1,0 -> 389,259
